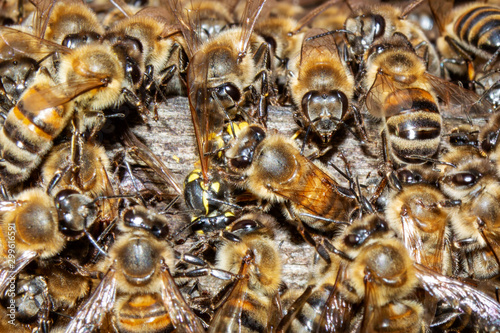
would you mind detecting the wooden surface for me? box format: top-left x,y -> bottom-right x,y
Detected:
115,96 -> 490,292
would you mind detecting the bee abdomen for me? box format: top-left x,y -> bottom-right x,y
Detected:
287,288 -> 329,333
0,102 -> 70,186
213,294 -> 267,333
455,6 -> 500,54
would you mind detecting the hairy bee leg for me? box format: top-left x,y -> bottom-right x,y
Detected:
253,42 -> 273,125
444,36 -> 476,81
276,285 -> 314,332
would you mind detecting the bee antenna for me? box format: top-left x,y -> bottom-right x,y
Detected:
298,212 -> 349,225
207,197 -> 242,210
87,194 -> 136,207
161,194 -> 181,214
83,229 -> 108,257
407,155 -> 456,168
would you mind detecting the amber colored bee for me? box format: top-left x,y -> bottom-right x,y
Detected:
385,165 -> 456,275
200,212 -> 283,332
0,186 -> 101,330
345,0 -> 441,75
63,206 -> 206,333
278,213 -> 500,332
278,215 -> 423,333
439,146 -> 500,279
361,32 -> 488,166
223,123 -> 357,232
288,28 -> 357,145
0,28 -> 133,188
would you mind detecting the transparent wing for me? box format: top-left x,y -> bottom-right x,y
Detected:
64,269 -> 117,333
0,251 -> 37,295
270,156 -> 355,220
299,28 -> 341,73
364,70 -> 411,118
19,78 -> 107,112
426,73 -> 493,117
122,124 -> 182,195
0,26 -> 70,61
160,265 -> 205,333
317,264 -> 356,333
415,263 -> 500,331
237,0 -> 268,56
208,267 -> 250,333
163,0 -> 202,56
29,0 -> 57,38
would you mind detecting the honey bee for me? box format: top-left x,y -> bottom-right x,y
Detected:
103,5 -> 189,102
222,123 -> 357,233
0,28 -> 135,188
361,32 -> 487,166
439,146 -> 500,279
191,212 -> 283,333
277,214 -> 424,333
344,0 -> 441,75
63,206 -> 206,333
430,0 -> 500,78
0,186 -> 102,330
278,214 -> 500,332
168,0 -> 273,129
37,0 -> 104,48
288,28 -> 357,145
385,165 -> 456,275
254,15 -> 305,91
41,140 -> 112,198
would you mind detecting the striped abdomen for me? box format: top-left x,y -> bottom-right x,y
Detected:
384,88 -> 441,164
208,287 -> 271,333
284,285 -> 333,333
116,294 -> 174,333
454,5 -> 500,55
0,86 -> 73,186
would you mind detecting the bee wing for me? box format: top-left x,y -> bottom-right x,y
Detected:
0,26 -> 71,61
270,158 -> 354,220
360,272 -> 385,333
267,292 -> 283,333
64,269 -> 117,333
299,29 -> 340,73
160,266 -> 205,333
0,201 -> 21,212
208,273 -> 251,332
121,124 -> 182,195
237,0 -> 268,55
428,0 -> 454,32
401,205 -> 446,273
20,78 -> 107,112
187,57 -> 226,182
109,0 -> 134,17
415,263 -> 500,330
364,70 -> 413,118
163,0 -> 202,57
0,250 -> 37,295
425,73 -> 493,117
290,0 -> 343,35
317,264 -> 356,333
29,0 -> 57,38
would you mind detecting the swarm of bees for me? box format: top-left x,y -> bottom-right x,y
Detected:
2,0 -> 500,331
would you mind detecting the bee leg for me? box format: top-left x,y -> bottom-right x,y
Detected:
350,104 -> 370,144
253,42 -> 273,124
444,36 -> 476,81
484,47 -> 500,72
276,285 -> 314,332
174,266 -> 240,281
296,218 -> 331,264
121,88 -> 148,121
